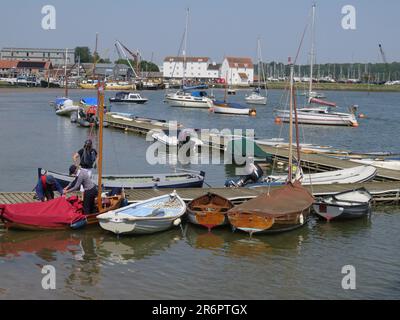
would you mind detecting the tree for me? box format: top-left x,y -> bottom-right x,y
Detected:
75,47 -> 92,63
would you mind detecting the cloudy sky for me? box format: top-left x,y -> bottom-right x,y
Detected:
1,0 -> 399,64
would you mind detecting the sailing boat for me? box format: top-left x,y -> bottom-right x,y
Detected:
274,4 -> 358,127
227,60 -> 314,235
165,9 -> 213,109
211,71 -> 257,116
245,38 -> 268,105
53,48 -> 80,117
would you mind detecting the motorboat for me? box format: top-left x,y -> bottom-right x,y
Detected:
109,91 -> 148,104
165,88 -> 213,108
211,100 -> 256,116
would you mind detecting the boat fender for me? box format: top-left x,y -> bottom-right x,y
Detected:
173,218 -> 181,226
299,214 -> 304,225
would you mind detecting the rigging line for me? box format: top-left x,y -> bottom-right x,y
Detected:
169,27 -> 187,91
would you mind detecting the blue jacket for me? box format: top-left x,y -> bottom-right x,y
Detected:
35,176 -> 64,201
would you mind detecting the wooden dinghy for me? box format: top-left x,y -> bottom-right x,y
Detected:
227,181 -> 314,235
97,191 -> 186,235
312,188 -> 372,221
0,195 -> 122,231
187,193 -> 234,231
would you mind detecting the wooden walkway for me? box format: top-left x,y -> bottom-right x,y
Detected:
1,181 -> 399,205
257,144 -> 400,182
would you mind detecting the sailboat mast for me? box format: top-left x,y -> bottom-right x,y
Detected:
182,8 -> 189,87
64,48 -> 68,97
309,3 -> 316,96
288,59 -> 294,182
97,82 -> 104,211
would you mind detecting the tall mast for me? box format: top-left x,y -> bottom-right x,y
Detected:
64,48 -> 68,97
182,8 -> 189,87
93,33 -> 99,79
257,37 -> 261,89
97,82 -> 104,211
288,58 -> 294,182
309,3 -> 316,96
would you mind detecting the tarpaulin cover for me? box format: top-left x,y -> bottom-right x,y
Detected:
228,181 -> 314,217
0,197 -> 86,228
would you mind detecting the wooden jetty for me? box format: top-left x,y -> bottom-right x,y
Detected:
1,181 -> 399,206
256,144 -> 400,182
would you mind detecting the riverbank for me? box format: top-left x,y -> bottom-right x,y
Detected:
3,81 -> 400,92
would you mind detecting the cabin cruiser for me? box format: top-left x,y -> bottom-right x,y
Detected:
109,91 -> 148,104
165,85 -> 213,108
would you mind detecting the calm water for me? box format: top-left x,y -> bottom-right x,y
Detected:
0,88 -> 399,299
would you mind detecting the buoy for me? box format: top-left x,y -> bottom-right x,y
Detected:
173,218 -> 181,226
275,117 -> 283,124
249,109 -> 257,117
358,113 -> 366,118
352,122 -> 359,127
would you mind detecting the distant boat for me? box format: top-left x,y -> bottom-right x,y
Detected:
227,88 -> 236,95
97,192 -> 186,235
165,89 -> 213,108
245,38 -> 267,105
350,158 -> 400,171
187,193 -> 234,231
211,100 -> 256,116
54,99 -> 80,116
313,188 -> 372,221
109,91 -> 148,104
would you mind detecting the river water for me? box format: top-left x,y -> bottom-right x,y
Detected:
0,88 -> 399,299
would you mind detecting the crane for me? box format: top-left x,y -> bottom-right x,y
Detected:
378,44 -> 390,82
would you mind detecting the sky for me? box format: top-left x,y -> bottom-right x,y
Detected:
0,0 -> 399,65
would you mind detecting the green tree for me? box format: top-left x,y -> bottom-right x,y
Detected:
75,47 -> 92,63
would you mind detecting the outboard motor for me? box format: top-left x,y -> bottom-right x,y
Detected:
225,162 -> 264,187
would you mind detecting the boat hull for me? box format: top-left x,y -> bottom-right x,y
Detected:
228,209 -> 310,234
55,105 -> 80,116
187,193 -> 234,230
313,202 -> 371,221
165,97 -> 212,108
109,98 -> 148,104
41,168 -> 205,190
275,110 -> 358,126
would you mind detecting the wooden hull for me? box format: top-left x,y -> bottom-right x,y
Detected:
228,209 -> 311,235
187,193 -> 234,230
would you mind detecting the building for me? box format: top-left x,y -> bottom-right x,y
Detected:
0,47 -> 75,66
220,57 -> 254,86
0,60 -> 53,77
207,62 -> 221,80
163,56 -> 211,80
81,63 -> 133,80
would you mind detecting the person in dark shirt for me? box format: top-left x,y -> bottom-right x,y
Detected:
64,165 -> 98,214
73,139 -> 98,175
35,174 -> 64,201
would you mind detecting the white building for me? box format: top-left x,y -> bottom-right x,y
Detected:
163,56 -> 211,80
220,57 -> 254,86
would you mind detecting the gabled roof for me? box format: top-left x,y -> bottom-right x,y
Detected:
225,57 -> 253,69
207,63 -> 221,70
164,56 -> 210,63
17,61 -> 53,69
0,60 -> 19,69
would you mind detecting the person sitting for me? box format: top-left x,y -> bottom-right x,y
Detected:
63,165 -> 98,215
35,174 -> 63,202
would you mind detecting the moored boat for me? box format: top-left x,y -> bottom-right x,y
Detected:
211,100 -> 256,116
109,91 -> 148,104
313,188 -> 372,221
97,191 -> 186,235
187,193 -> 234,231
55,99 -> 80,116
40,168 -> 206,190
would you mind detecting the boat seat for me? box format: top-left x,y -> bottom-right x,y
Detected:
147,208 -> 166,217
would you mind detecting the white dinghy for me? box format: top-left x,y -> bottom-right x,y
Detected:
249,165 -> 377,187
97,192 -> 187,235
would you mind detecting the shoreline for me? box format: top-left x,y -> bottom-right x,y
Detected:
2,82 -> 400,93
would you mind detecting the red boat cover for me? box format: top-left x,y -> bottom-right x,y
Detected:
0,197 -> 86,228
309,98 -> 336,107
228,181 -> 314,217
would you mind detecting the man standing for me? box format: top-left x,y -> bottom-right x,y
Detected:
73,140 -> 98,177
35,174 -> 64,201
64,165 -> 98,215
